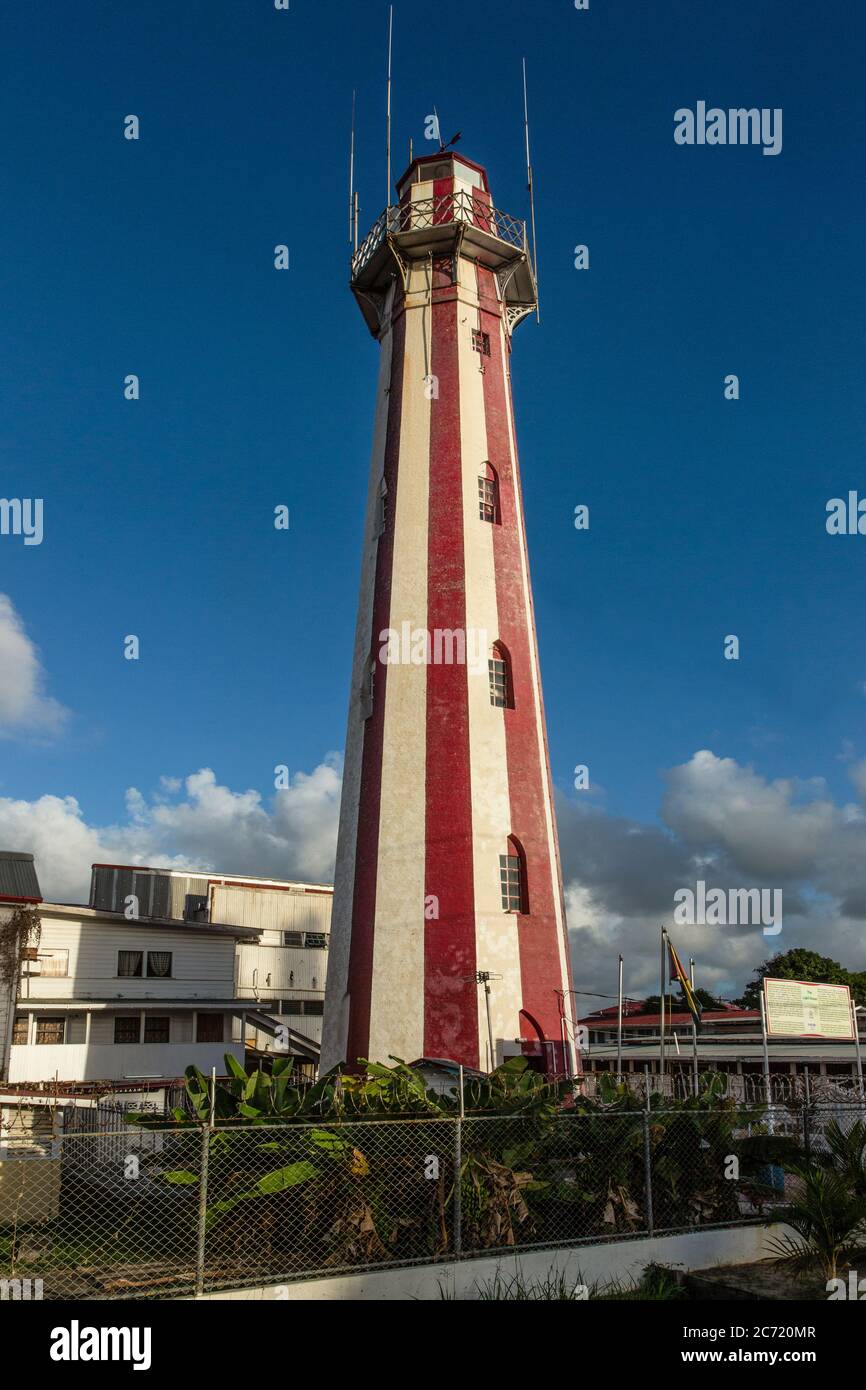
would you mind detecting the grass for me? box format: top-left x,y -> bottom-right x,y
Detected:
437,1262 -> 685,1301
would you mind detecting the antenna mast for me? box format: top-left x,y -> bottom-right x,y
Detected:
386,5 -> 394,206
522,58 -> 540,323
349,89 -> 356,248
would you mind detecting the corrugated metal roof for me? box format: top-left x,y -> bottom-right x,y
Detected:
0,851 -> 42,902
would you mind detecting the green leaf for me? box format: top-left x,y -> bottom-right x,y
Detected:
162,1170 -> 199,1186
308,1128 -> 348,1153
255,1161 -> 318,1194
224,1053 -> 248,1081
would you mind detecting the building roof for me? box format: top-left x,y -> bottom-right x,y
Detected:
14,998 -> 261,1010
0,851 -> 42,903
40,901 -> 261,940
91,862 -> 333,894
580,1009 -> 761,1029
409,1057 -> 487,1080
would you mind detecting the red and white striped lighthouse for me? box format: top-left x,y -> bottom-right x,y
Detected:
321,150 -> 577,1076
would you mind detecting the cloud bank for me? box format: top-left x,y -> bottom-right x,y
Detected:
2,742 -> 864,1001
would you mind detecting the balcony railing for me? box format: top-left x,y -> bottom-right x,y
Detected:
352,190 -> 527,280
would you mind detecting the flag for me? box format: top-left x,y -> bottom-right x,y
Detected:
668,937 -> 702,1030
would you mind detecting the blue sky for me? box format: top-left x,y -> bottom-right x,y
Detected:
2,1 -> 864,995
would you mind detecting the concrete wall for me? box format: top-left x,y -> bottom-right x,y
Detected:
194,1222 -> 792,1301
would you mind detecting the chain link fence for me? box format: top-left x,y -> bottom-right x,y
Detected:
3,1097 -> 864,1300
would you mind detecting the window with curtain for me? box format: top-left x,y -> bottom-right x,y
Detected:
117,951 -> 143,977
146,951 -> 172,978
38,949 -> 69,978
12,1016 -> 28,1045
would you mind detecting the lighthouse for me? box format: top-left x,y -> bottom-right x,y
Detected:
321,149 -> 577,1076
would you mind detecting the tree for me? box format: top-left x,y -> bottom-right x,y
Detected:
643,987 -> 724,1015
736,949 -> 866,1010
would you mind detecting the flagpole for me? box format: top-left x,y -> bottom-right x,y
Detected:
760,986 -> 775,1134
659,927 -> 666,1092
616,953 -> 623,1083
690,957 -> 699,1098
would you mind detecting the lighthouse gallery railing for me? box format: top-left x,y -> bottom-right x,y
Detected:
351,189 -> 528,280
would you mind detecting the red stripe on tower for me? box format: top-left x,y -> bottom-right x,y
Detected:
423,255 -> 479,1066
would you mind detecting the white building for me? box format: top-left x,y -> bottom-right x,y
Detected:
6,900 -> 264,1084
0,856 -> 333,1087
89,863 -> 332,1069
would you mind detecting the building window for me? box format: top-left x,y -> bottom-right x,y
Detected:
118,950 -> 143,978
146,951 -> 172,978
478,463 -> 499,523
114,1014 -> 140,1044
488,642 -> 513,709
471,328 -> 491,356
282,1000 -> 304,1015
304,1001 -> 324,1017
499,837 -> 527,913
283,930 -> 330,949
37,949 -> 69,978
144,1016 -> 170,1044
35,1017 -> 65,1045
11,1016 -> 29,1045
196,1013 -> 223,1043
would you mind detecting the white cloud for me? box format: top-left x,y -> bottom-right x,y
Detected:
3,739 -> 865,1002
559,748 -> 866,1002
0,757 -> 342,903
0,594 -> 68,737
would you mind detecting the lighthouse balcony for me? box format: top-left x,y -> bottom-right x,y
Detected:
351,188 -> 536,315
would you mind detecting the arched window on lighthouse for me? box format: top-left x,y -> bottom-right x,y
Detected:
499,836 -> 528,914
478,462 -> 499,524
488,641 -> 513,709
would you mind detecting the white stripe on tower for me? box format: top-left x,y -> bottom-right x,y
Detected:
366,266 -> 432,1066
458,260 -> 523,1068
